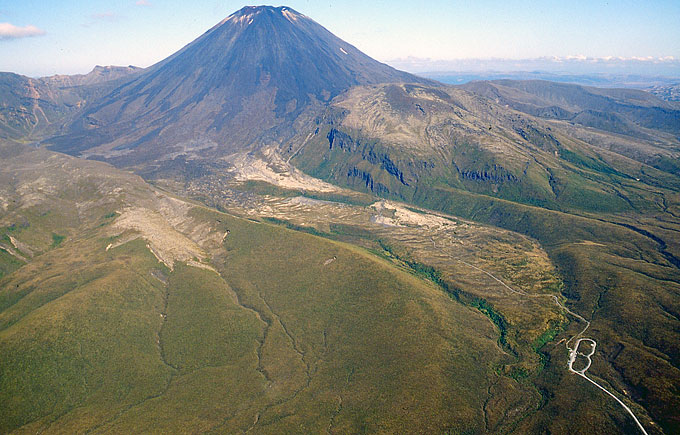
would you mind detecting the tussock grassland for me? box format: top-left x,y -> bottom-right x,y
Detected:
1,144 -> 510,434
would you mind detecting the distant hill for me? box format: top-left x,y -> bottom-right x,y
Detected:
422,70 -> 680,88
647,83 -> 680,101
0,66 -> 141,141
0,72 -> 73,140
41,65 -> 142,88
460,80 -> 680,137
287,81 -> 680,213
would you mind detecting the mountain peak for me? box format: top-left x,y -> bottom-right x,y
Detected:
48,5 -> 426,161
219,5 -> 306,26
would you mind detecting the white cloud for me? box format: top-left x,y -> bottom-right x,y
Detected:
92,11 -> 118,21
135,0 -> 152,6
565,54 -> 587,61
0,22 -> 45,40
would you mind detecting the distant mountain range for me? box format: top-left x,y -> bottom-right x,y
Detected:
423,70 -> 680,91
27,6 -> 679,214
388,56 -> 680,77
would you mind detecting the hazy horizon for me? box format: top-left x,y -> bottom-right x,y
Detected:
391,56 -> 680,80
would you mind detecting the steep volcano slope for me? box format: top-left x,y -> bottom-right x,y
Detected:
47,6 -> 424,164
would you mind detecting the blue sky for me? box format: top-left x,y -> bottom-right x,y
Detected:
1,0 -> 679,77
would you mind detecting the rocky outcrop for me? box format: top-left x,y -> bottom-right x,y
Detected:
457,164 -> 518,184
327,128 -> 410,186
346,167 -> 390,195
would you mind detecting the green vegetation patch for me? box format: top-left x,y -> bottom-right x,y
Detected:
0,249 -> 24,280
470,297 -> 510,350
533,319 -> 566,352
232,180 -> 301,197
0,237 -> 172,433
262,216 -> 330,238
558,148 -> 627,178
50,233 -> 65,248
377,239 -> 460,299
161,263 -> 262,372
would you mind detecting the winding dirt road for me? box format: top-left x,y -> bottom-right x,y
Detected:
432,238 -> 650,434
568,338 -> 649,434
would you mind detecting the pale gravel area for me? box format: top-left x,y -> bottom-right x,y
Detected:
105,187 -> 229,272
16,176 -> 59,209
371,200 -> 463,229
0,244 -> 28,262
227,150 -> 340,193
111,207 -> 208,270
8,235 -> 34,257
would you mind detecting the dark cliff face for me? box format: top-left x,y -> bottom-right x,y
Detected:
47,6 -> 425,161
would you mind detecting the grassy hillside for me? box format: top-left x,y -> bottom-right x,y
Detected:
290,83 -> 680,218
311,177 -> 680,433
0,144 -> 513,433
182,171 -> 672,433
3,75 -> 679,433
281,82 -> 680,433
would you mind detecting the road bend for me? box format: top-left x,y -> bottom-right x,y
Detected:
441,245 -> 650,435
